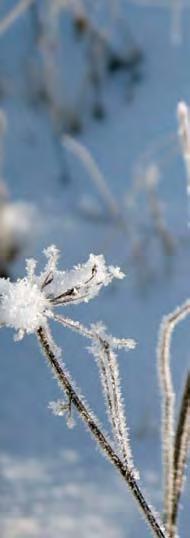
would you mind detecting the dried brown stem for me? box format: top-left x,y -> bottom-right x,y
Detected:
37,325 -> 166,538
97,335 -> 133,468
158,300 -> 190,536
172,372 -> 190,530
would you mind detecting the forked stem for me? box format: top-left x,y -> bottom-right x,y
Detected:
37,325 -> 166,538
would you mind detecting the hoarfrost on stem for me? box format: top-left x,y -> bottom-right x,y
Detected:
0,244 -> 168,538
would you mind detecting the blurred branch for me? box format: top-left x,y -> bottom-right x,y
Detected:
63,135 -> 122,220
0,0 -> 34,37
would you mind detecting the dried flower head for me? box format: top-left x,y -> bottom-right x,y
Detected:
0,245 -> 124,340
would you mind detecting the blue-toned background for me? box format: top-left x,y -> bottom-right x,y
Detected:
0,1 -> 190,536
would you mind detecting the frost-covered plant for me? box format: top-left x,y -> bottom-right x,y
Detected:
158,301 -> 190,538
0,245 -> 125,339
0,245 -> 166,538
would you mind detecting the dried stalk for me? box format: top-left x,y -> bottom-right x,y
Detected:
158,300 -> 190,536
92,331 -> 134,470
37,325 -> 166,538
53,313 -> 135,468
172,372 -> 190,530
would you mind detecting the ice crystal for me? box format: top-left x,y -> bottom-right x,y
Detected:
48,398 -> 75,428
48,399 -> 69,416
109,266 -> 125,279
0,278 -> 48,339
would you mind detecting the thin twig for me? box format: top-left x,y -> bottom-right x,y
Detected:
37,325 -> 166,538
93,333 -> 134,469
53,313 -> 135,466
172,372 -> 190,530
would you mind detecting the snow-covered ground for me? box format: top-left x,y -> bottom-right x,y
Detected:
1,1 -> 190,537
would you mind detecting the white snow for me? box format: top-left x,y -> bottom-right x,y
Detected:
0,277 -> 47,338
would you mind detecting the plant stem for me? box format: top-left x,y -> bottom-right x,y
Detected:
172,372 -> 190,531
158,300 -> 190,536
37,325 -> 166,538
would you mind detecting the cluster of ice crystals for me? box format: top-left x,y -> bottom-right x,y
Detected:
0,278 -> 48,339
42,252 -> 123,306
43,245 -> 60,274
48,399 -> 76,429
48,399 -> 68,416
25,258 -> 37,281
108,266 -> 125,279
0,245 -> 124,338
